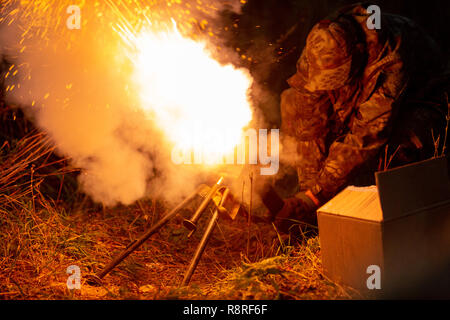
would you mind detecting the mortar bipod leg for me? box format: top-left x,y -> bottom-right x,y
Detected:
95,185 -> 202,280
181,188 -> 230,286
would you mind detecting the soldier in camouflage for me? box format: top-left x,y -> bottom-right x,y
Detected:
267,3 -> 449,233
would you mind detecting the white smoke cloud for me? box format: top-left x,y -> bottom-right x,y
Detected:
1,0 -> 248,206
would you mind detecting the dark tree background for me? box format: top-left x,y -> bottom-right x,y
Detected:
220,0 -> 450,126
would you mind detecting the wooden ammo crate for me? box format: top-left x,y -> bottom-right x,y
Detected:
317,157 -> 450,298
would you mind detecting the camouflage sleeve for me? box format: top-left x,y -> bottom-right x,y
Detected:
315,62 -> 407,201
280,87 -> 330,140
280,86 -> 331,190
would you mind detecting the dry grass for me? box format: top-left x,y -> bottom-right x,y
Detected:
0,128 -> 356,300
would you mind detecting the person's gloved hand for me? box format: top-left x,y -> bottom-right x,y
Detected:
274,191 -> 320,234
258,183 -> 321,233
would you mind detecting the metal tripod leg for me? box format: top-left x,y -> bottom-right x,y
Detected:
96,186 -> 202,279
180,188 -> 230,286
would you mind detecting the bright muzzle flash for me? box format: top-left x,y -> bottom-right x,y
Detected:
131,23 -> 253,163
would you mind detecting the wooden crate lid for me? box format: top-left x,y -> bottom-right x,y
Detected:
318,186 -> 383,222
318,157 -> 450,222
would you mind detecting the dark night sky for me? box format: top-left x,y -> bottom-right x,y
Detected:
221,0 -> 450,126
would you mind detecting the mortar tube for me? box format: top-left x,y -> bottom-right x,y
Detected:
183,176 -> 223,235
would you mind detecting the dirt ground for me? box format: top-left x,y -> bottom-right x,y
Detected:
0,190 -> 360,300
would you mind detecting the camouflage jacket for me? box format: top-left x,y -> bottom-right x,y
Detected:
281,4 -> 445,202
